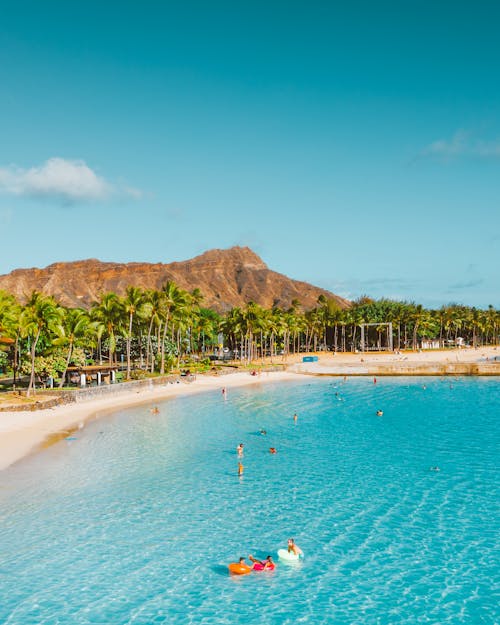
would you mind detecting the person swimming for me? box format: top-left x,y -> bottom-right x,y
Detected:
249,555 -> 275,570
269,447 -> 277,454
259,429 -> 267,435
287,538 -> 303,556
376,410 -> 383,416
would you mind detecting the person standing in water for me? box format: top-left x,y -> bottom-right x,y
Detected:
237,443 -> 244,456
238,462 -> 244,476
293,412 -> 298,423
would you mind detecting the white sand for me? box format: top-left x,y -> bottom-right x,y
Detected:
0,371 -> 302,472
287,346 -> 500,375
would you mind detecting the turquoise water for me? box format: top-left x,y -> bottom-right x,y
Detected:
1,377 -> 499,624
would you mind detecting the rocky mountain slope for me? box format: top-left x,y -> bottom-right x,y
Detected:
0,247 -> 349,312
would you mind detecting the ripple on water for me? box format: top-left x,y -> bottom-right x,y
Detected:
0,376 -> 499,624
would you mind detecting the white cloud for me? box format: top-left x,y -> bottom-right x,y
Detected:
421,130 -> 469,158
0,157 -> 141,203
421,130 -> 500,160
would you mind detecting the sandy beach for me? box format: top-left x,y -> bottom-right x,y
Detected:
1,346 -> 499,472
0,370 -> 302,472
287,345 -> 500,374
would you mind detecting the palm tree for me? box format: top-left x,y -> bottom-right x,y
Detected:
142,290 -> 162,373
53,308 -> 93,387
159,281 -> 188,374
91,293 -> 125,367
20,291 -> 62,396
0,291 -> 20,381
122,286 -> 146,379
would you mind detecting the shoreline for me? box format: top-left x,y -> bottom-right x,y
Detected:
0,371 -> 302,472
1,346 -> 499,472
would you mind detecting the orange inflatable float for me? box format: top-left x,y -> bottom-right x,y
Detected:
228,562 -> 252,575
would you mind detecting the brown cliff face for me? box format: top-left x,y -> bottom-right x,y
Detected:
0,247 -> 349,312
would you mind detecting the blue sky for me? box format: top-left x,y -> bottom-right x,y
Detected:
0,1 -> 499,307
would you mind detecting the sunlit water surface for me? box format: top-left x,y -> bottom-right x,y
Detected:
1,377 -> 499,624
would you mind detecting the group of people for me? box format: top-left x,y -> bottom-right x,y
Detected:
238,555 -> 275,571
236,411 -> 299,475
236,539 -> 302,572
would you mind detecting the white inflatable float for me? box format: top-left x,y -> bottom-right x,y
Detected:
277,548 -> 303,562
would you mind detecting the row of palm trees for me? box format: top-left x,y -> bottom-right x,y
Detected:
1,286 -> 499,395
220,297 -> 500,360
0,284 -> 220,395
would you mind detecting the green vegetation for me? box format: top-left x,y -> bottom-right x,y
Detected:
0,286 -> 499,393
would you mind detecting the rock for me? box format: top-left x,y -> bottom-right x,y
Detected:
0,246 -> 349,312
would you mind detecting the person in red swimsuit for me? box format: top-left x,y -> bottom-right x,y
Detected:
249,555 -> 275,570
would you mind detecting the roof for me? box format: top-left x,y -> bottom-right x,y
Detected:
66,365 -> 119,372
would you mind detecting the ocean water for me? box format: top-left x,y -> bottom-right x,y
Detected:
0,376 -> 499,625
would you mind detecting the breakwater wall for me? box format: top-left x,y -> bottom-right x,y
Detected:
0,375 -> 183,412
292,362 -> 500,377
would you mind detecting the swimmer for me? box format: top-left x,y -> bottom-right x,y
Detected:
287,538 -> 303,556
269,447 -> 277,454
222,387 -> 227,399
259,429 -> 267,435
249,554 -> 275,570
376,410 -> 383,416
238,462 -> 244,476
373,377 -> 377,384
293,412 -> 298,423
430,466 -> 440,472
236,443 -> 244,456
150,406 -> 160,414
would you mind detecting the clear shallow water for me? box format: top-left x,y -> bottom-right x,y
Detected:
1,377 -> 499,625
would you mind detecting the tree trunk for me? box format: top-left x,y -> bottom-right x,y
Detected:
13,334 -> 19,389
160,315 -> 169,375
27,329 -> 40,397
126,312 -> 133,379
59,342 -> 73,388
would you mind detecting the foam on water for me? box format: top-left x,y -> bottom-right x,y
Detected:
0,377 -> 499,624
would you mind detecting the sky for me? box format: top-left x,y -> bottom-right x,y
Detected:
0,1 -> 499,308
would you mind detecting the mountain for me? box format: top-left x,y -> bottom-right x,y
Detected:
0,246 -> 349,312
